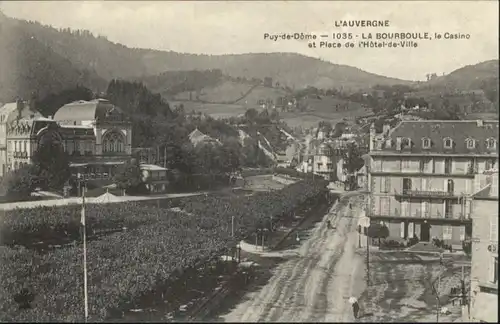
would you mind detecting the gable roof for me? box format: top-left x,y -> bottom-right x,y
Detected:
188,128 -> 220,147
377,120 -> 499,155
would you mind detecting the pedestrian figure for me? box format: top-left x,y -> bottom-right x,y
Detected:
349,296 -> 359,319
349,202 -> 353,210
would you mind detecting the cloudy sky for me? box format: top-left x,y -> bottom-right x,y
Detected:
1,1 -> 498,81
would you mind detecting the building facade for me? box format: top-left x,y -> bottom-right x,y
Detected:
0,99 -> 133,187
367,120 -> 498,244
469,169 -> 498,322
52,99 -> 133,183
140,164 -> 169,193
0,99 -> 43,176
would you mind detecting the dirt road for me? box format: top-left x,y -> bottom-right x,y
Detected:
222,193 -> 366,322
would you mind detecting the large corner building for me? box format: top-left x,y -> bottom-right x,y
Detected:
367,120 -> 498,245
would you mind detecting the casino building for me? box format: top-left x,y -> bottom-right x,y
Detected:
0,98 -> 132,186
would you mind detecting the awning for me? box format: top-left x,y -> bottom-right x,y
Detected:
472,292 -> 498,322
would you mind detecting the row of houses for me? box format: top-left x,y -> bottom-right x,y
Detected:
295,127 -> 368,186
365,119 -> 498,322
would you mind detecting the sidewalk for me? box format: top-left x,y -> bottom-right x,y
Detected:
0,191 -> 206,211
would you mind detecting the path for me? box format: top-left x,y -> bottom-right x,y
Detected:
222,192 -> 366,322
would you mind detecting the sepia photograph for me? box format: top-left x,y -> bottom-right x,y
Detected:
0,0 -> 498,322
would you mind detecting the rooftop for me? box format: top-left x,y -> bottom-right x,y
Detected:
53,99 -> 127,123
373,120 -> 499,155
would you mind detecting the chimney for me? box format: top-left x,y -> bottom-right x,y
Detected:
16,98 -> 24,119
369,123 -> 376,151
476,120 -> 484,127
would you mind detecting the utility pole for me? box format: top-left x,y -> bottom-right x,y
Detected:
231,216 -> 234,237
366,226 -> 370,286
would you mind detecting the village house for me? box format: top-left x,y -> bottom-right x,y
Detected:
367,120 -> 498,244
188,128 -> 221,148
469,169 -> 498,322
140,163 -> 169,194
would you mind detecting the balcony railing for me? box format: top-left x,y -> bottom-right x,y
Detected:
72,172 -> 112,180
395,188 -> 455,198
372,208 -> 471,221
13,152 -> 28,158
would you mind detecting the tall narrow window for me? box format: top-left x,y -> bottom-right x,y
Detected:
492,257 -> 498,284
490,214 -> 498,241
444,158 -> 452,174
447,179 -> 454,194
445,200 -> 453,218
402,178 -> 412,192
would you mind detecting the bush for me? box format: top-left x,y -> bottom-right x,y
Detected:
407,236 -> 420,247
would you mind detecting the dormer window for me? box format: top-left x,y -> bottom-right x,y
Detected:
466,138 -> 476,149
402,137 -> 412,149
486,138 -> 497,149
443,137 -> 453,149
422,138 -> 431,149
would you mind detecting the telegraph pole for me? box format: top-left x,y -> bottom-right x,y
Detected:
366,229 -> 370,286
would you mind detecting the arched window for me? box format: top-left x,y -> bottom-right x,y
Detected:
102,131 -> 125,153
447,179 -> 454,194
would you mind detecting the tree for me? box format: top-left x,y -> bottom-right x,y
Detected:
31,141 -> 70,191
341,142 -> 364,190
367,223 -> 390,246
0,164 -> 39,200
113,158 -> 147,195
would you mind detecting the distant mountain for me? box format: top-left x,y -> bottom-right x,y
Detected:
0,12 -> 412,103
416,60 -> 499,112
0,13 -> 106,102
424,60 -> 498,91
1,11 -> 497,109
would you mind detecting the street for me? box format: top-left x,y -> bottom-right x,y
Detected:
222,192 -> 366,322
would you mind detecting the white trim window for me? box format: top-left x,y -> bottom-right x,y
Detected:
443,137 -> 453,149
490,214 -> 498,242
422,137 -> 431,149
466,138 -> 476,149
486,138 -> 497,150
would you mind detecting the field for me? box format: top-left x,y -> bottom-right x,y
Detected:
0,179 -> 328,321
169,101 -> 249,119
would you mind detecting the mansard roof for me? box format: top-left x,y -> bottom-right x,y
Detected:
376,120 -> 499,155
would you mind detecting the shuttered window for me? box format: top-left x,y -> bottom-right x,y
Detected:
490,214 -> 498,242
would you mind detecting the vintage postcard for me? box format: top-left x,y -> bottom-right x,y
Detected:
0,1 -> 498,322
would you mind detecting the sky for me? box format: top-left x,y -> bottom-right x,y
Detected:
1,0 -> 498,81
